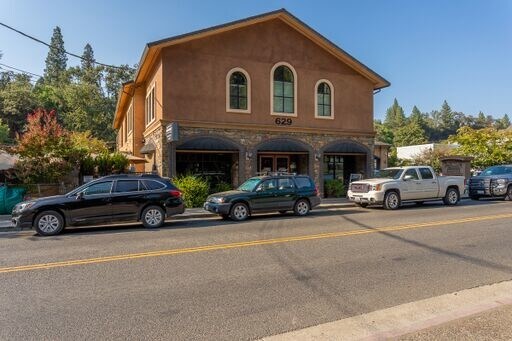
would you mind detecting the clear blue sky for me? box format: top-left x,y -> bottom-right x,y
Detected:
1,0 -> 511,120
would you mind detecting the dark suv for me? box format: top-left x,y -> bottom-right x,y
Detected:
11,174 -> 185,236
204,173 -> 321,221
468,165 -> 512,200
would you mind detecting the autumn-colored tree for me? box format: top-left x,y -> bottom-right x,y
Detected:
16,109 -> 69,158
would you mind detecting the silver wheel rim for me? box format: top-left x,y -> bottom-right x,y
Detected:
297,201 -> 309,215
448,190 -> 458,204
145,209 -> 163,226
38,214 -> 60,233
387,193 -> 399,209
233,205 -> 247,220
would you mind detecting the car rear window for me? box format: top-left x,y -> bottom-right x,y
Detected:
278,178 -> 295,190
294,177 -> 314,189
142,180 -> 166,191
115,180 -> 140,193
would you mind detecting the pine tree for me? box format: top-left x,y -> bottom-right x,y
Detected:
394,121 -> 427,147
409,106 -> 425,126
80,43 -> 100,85
44,26 -> 68,85
502,114 -> 511,128
81,43 -> 95,70
494,114 -> 511,130
384,98 -> 406,128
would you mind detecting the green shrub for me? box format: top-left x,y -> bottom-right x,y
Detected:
212,181 -> 232,194
324,179 -> 346,198
173,175 -> 209,208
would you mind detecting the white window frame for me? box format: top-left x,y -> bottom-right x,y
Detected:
145,83 -> 156,127
123,117 -> 127,143
127,101 -> 133,134
270,61 -> 298,117
226,67 -> 251,114
314,79 -> 334,120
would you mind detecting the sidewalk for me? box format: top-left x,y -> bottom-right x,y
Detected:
0,198 -> 352,231
263,280 -> 512,340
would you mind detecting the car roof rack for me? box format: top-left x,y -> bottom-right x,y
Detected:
101,173 -> 162,179
255,171 -> 297,177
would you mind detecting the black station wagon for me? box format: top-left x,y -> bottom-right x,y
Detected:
11,174 -> 185,236
204,173 -> 321,221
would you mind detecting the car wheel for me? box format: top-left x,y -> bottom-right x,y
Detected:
294,199 -> 310,216
230,202 -> 249,221
443,188 -> 460,206
142,206 -> 165,228
279,210 -> 287,214
470,195 -> 480,201
383,191 -> 400,210
34,210 -> 64,236
355,203 -> 368,208
505,186 -> 512,201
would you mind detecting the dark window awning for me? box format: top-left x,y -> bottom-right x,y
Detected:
176,137 -> 239,151
324,141 -> 368,154
140,142 -> 156,154
257,139 -> 308,152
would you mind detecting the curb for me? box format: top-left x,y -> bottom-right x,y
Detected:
0,203 -> 353,233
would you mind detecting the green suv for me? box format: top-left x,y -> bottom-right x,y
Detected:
203,174 -> 321,221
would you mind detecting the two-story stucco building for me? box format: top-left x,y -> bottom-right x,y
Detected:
114,9 -> 390,196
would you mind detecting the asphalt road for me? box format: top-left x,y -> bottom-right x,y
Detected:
1,199 -> 511,340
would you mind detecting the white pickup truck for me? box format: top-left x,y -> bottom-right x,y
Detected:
347,166 -> 465,210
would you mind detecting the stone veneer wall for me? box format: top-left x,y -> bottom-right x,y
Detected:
143,125 -> 170,176
160,126 -> 374,196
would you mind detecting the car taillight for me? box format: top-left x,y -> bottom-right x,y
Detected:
313,186 -> 319,196
169,190 -> 182,197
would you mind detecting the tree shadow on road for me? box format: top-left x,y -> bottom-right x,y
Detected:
339,215 -> 512,274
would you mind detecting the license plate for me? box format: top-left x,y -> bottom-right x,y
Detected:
477,190 -> 484,194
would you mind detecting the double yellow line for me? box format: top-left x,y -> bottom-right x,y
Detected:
1,213 -> 512,274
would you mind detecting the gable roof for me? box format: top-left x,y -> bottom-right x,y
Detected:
114,9 -> 390,128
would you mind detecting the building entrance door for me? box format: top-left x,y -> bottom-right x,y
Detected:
258,155 -> 290,173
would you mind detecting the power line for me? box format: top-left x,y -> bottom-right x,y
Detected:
0,62 -> 43,78
0,21 -> 125,70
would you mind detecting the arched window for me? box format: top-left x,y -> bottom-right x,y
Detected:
226,68 -> 251,113
273,66 -> 294,113
270,62 -> 297,116
315,80 -> 334,119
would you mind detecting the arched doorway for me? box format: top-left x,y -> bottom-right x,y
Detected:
320,140 -> 371,196
174,135 -> 243,188
253,138 -> 313,175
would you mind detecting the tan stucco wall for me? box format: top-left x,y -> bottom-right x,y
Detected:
161,19 -> 374,133
374,145 -> 389,169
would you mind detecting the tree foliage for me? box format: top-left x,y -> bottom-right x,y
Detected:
14,109 -> 114,183
448,126 -> 512,169
0,27 -> 135,142
0,74 -> 38,134
0,118 -> 9,143
44,26 -> 68,85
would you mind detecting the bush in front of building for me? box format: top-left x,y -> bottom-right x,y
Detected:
324,179 -> 346,198
173,175 -> 210,208
212,181 -> 232,194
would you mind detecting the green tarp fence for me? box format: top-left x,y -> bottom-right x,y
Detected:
0,186 -> 26,215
